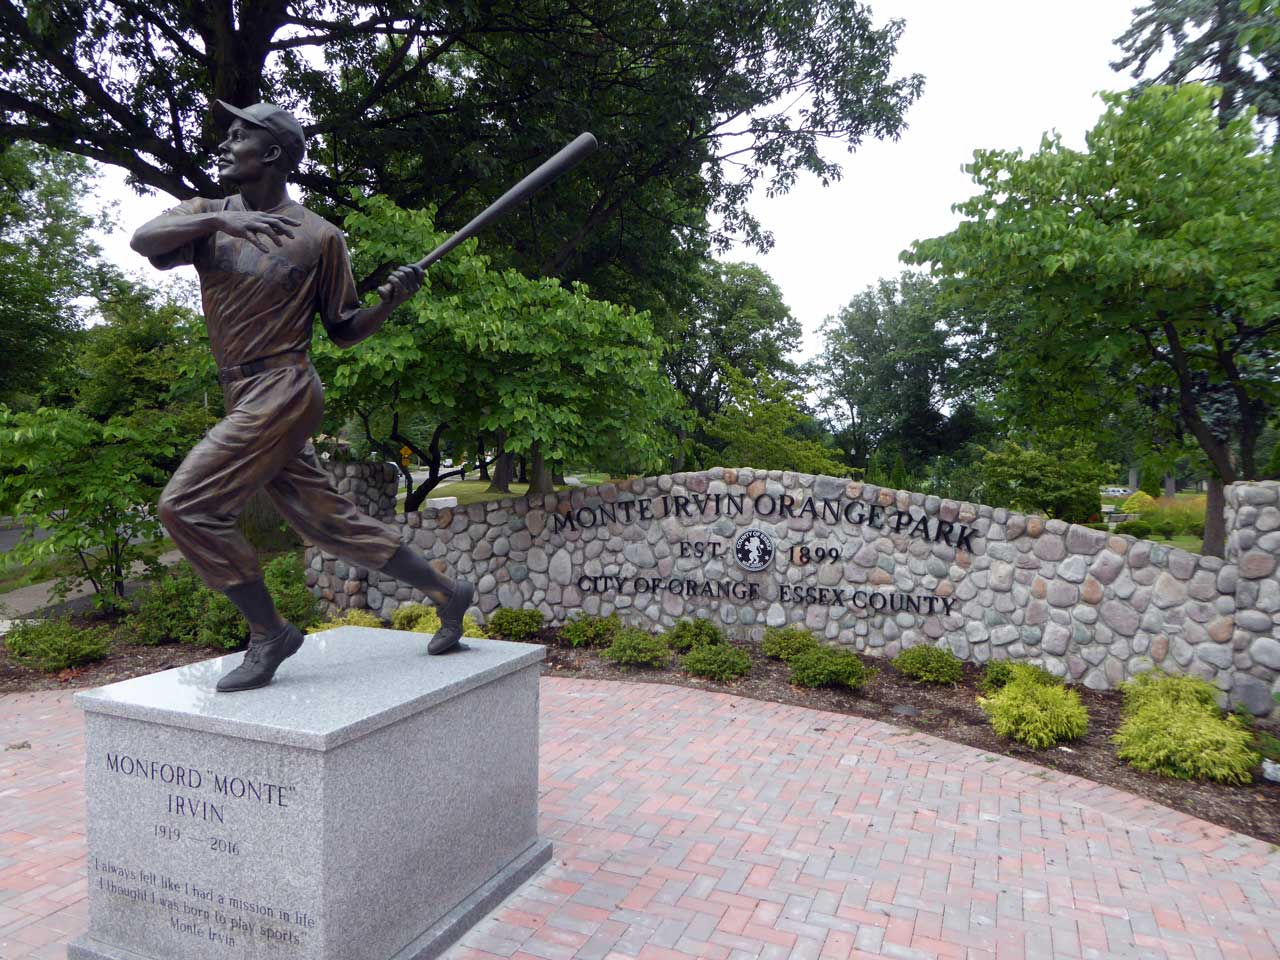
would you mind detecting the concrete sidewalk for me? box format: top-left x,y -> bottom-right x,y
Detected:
3,678 -> 1279,960
0,550 -> 184,628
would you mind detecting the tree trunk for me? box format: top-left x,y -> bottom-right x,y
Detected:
1128,465 -> 1139,490
487,430 -> 512,493
674,425 -> 686,472
527,442 -> 554,496
1203,475 -> 1227,558
517,455 -> 528,484
476,435 -> 490,482
1163,473 -> 1176,498
552,461 -> 565,485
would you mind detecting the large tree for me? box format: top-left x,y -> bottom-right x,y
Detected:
907,85 -> 1280,556
317,194 -> 679,507
665,261 -> 803,469
816,272 -> 984,476
0,141 -> 105,407
0,0 -> 923,300
1113,0 -> 1280,136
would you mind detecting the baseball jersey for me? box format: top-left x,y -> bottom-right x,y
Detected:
149,195 -> 361,368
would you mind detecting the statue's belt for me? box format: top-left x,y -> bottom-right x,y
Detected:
217,350 -> 311,386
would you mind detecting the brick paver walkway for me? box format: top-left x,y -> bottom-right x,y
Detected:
3,680 -> 1279,960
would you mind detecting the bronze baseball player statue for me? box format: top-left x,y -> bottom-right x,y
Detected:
131,101 -> 474,692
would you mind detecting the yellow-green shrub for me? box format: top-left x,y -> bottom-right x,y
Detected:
1121,490 -> 1157,514
1121,671 -> 1219,714
307,608 -> 383,632
981,661 -> 1060,694
391,603 -> 486,638
1113,708 -> 1259,784
979,681 -> 1088,748
1113,672 -> 1259,784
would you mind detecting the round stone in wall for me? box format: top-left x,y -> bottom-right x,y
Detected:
734,528 -> 775,571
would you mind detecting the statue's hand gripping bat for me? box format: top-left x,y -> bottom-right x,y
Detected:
378,132 -> 599,299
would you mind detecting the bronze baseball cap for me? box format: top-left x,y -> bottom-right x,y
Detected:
213,100 -> 306,167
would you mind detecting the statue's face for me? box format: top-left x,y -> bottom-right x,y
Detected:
217,119 -> 280,186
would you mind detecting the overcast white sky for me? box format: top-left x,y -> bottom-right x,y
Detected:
93,1 -> 1144,353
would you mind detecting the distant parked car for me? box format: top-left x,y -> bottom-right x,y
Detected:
1101,487 -> 1133,498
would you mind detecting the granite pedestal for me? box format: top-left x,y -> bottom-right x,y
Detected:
69,629 -> 550,960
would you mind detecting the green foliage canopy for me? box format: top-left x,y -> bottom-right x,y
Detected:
1113,0 -> 1280,135
973,434 -> 1113,524
0,0 -> 923,300
0,405 -> 187,607
666,261 -> 803,467
0,142 -> 105,407
702,367 -> 847,476
907,86 -> 1280,546
316,194 -> 680,503
816,272 -> 987,475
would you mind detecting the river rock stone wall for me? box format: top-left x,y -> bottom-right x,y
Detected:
323,460 -> 400,521
305,467 -> 1280,715
1224,482 -> 1280,714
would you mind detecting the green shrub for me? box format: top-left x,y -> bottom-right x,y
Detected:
893,645 -> 964,684
666,618 -> 723,652
263,554 -> 322,629
1087,522 -> 1111,531
1121,671 -> 1219,715
682,643 -> 752,681
1121,490 -> 1157,515
198,592 -> 249,649
982,661 -> 1061,694
1188,521 -> 1205,537
487,608 -> 545,642
128,565 -> 205,645
601,628 -> 670,668
1114,520 -> 1153,539
559,613 -> 621,648
788,647 -> 872,691
128,555 -> 319,649
1155,521 -> 1178,539
392,603 -> 486,638
308,608 -> 383,633
4,618 -> 111,672
979,682 -> 1089,748
1114,707 -> 1259,784
761,626 -> 820,661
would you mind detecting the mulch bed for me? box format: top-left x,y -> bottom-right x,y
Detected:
3,624 -> 1278,845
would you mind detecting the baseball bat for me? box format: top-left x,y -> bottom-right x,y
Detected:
378,132 -> 599,298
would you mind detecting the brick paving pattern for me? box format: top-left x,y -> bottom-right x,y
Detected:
3,678 -> 1279,960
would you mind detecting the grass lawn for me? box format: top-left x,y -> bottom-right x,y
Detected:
1152,534 -> 1204,554
397,472 -> 618,511
398,479 -> 576,511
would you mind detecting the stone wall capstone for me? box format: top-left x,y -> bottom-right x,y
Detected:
305,468 -> 1280,715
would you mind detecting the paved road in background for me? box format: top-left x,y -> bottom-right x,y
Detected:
0,518 -> 49,555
